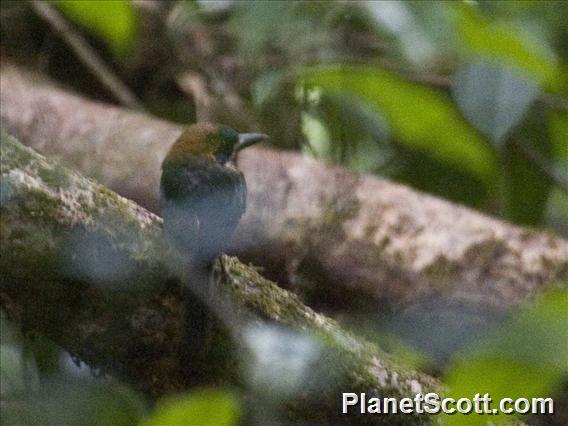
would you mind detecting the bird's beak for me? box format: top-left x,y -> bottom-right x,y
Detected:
236,133 -> 268,152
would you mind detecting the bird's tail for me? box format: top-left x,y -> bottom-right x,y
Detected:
184,262 -> 213,357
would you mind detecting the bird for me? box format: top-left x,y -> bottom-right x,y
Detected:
160,122 -> 267,354
160,122 -> 267,269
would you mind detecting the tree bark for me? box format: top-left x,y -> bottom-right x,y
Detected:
1,63 -> 567,357
1,132 -> 441,423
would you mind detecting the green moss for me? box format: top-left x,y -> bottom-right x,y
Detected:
20,188 -> 64,222
222,256 -> 311,326
221,256 -> 437,397
0,130 -> 35,173
38,165 -> 69,188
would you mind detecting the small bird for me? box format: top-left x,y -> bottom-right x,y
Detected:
160,122 -> 267,269
160,123 -> 266,352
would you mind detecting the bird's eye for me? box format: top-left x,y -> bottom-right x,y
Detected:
216,126 -> 239,163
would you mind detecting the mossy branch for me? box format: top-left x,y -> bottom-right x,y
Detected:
0,132 -> 441,423
2,64 -> 566,355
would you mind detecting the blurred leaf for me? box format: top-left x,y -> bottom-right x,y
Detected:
0,345 -> 40,398
444,288 -> 568,425
545,188 -> 568,236
27,335 -> 61,376
143,389 -> 240,426
452,61 -> 540,146
302,92 -> 392,173
300,65 -> 497,184
2,380 -> 146,426
252,71 -> 286,109
195,0 -> 232,13
301,112 -> 331,159
230,2 -> 333,60
452,3 -> 559,87
550,111 -> 568,161
503,142 -> 551,226
395,148 -> 489,209
256,74 -> 304,151
52,0 -> 138,57
244,325 -> 321,400
0,318 -> 42,399
375,332 -> 432,372
366,1 -> 453,66
502,109 -> 553,226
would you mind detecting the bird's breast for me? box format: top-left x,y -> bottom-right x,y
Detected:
160,156 -> 247,264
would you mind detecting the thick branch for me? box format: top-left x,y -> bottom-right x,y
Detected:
1,64 -> 567,355
0,133 -> 441,423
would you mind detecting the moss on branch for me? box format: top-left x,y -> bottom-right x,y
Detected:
0,131 -> 441,423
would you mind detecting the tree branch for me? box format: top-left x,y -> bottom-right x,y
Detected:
1,64 -> 567,359
0,132 -> 441,422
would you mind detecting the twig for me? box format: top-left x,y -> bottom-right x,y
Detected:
29,0 -> 144,111
512,137 -> 568,194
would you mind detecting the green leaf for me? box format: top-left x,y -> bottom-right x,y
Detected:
52,0 -> 138,57
545,188 -> 568,235
0,345 -> 40,398
452,61 -> 540,146
299,65 -> 497,183
252,71 -> 287,109
444,289 -> 568,425
550,111 -> 568,161
2,380 -> 146,426
302,92 -> 392,173
301,111 -> 332,159
503,142 -> 551,226
394,148 -> 489,209
452,3 -> 559,87
143,389 -> 240,426
502,109 -> 553,226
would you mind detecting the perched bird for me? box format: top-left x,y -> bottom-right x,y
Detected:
160,122 -> 267,268
160,123 -> 266,355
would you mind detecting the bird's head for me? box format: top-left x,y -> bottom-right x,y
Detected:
165,122 -> 268,166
